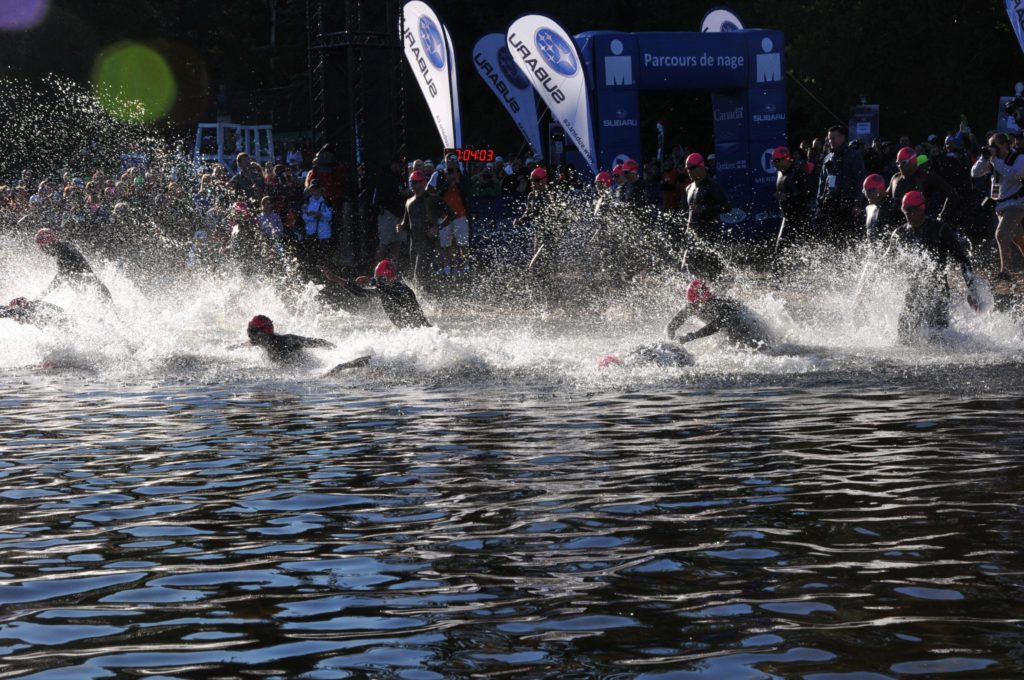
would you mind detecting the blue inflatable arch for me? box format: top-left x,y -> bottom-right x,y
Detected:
573,29 -> 787,238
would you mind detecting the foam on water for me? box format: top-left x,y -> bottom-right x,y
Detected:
1,77 -> 1020,388
3,228 -> 1021,389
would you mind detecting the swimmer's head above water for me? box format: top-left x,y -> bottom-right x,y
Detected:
247,315 -> 274,344
686,279 -> 713,305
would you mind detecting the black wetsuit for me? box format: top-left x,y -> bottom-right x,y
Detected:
347,278 -> 431,329
624,342 -> 693,367
864,196 -> 903,242
887,217 -> 973,340
667,297 -> 772,349
816,142 -> 866,242
0,300 -> 69,328
685,177 -> 731,241
889,168 -> 958,222
775,162 -> 815,249
251,333 -> 334,363
41,241 -> 112,301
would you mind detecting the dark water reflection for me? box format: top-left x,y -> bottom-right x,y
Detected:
1,369 -> 1023,679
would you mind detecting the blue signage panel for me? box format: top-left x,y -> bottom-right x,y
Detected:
595,90 -> 642,171
571,27 -> 787,239
712,140 -> 750,201
712,91 -> 746,142
848,104 -> 880,143
747,85 -> 787,140
635,32 -> 749,91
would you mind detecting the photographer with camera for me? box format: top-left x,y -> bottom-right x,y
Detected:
1006,94 -> 1024,130
971,132 -> 1024,281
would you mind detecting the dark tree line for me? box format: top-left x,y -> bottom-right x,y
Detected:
1,0 -> 1020,158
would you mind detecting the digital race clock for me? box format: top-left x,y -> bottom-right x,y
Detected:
444,147 -> 496,162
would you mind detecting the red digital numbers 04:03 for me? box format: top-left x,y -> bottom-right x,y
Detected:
446,148 -> 495,162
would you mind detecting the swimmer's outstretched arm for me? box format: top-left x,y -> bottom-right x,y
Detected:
295,336 -> 335,349
666,307 -> 691,338
676,323 -> 719,345
38,275 -> 59,300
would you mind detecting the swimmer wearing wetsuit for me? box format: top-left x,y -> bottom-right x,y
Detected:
667,280 -> 773,349
35,228 -> 113,302
244,314 -> 335,362
324,260 -> 431,329
598,342 -> 694,369
887,191 -> 978,342
0,297 -> 69,328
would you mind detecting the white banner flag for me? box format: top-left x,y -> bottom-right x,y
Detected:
506,15 -> 597,172
442,22 -> 462,147
473,33 -> 543,155
402,1 -> 461,149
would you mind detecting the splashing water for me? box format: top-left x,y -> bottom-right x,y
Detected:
1,79 -> 1022,388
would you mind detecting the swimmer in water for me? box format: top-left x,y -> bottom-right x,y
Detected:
322,259 -> 431,329
34,228 -> 113,302
239,314 -> 335,363
597,342 -> 694,369
667,279 -> 773,349
0,297 -> 70,329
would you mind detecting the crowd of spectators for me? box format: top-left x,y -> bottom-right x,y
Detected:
2,117 -> 1020,299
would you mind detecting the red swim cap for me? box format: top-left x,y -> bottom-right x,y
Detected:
771,146 -> 791,161
530,166 -> 548,181
247,314 -> 274,335
597,354 -> 624,368
374,259 -> 397,280
8,297 -> 29,308
901,190 -> 926,210
409,170 -> 427,183
595,171 -> 613,188
622,159 -> 640,173
862,174 -> 886,192
611,163 -> 624,176
896,146 -> 917,163
686,279 -> 712,304
35,228 -> 58,247
685,152 -> 705,168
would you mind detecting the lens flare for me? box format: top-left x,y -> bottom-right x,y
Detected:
91,41 -> 177,123
0,0 -> 48,30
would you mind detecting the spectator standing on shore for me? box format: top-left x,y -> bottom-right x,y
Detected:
301,180 -> 333,268
432,155 -> 471,273
305,145 -> 347,262
230,153 -> 265,202
373,154 -> 410,263
972,133 -> 1024,281
816,125 -> 866,244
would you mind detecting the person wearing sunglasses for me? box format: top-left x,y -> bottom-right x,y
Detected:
888,146 -> 957,222
683,152 -> 731,242
862,174 -> 901,242
887,190 -> 979,342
